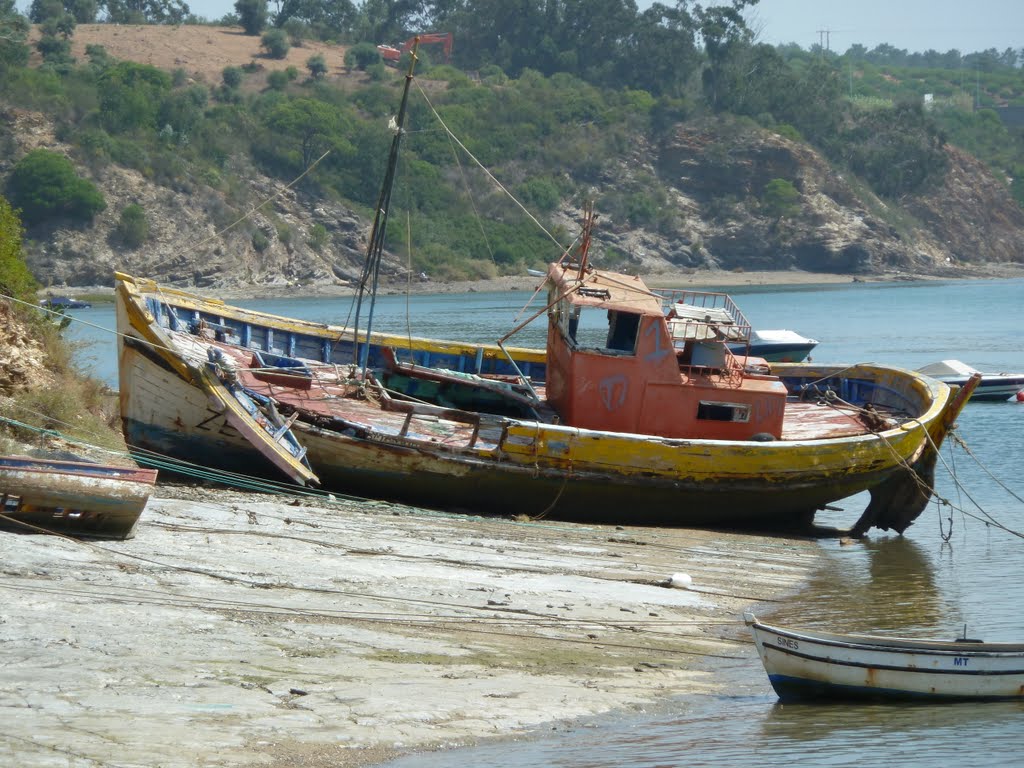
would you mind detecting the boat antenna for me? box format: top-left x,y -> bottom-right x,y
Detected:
351,39 -> 421,376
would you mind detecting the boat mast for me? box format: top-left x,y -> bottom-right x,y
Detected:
352,39 -> 421,375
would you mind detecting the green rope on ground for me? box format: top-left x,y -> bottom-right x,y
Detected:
0,413 -> 365,505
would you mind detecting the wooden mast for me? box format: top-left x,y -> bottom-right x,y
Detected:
352,38 -> 421,374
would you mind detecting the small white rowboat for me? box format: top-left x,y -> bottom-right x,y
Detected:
745,613 -> 1024,701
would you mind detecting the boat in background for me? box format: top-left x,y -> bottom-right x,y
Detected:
0,455 -> 158,539
39,296 -> 92,310
745,613 -> 1024,701
916,359 -> 1024,402
729,328 -> 818,362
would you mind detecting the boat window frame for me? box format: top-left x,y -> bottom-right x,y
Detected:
696,400 -> 752,423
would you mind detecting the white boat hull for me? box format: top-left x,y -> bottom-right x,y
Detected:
747,615 -> 1024,701
916,360 -> 1024,402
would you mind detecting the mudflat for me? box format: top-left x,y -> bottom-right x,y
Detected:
0,485 -> 822,766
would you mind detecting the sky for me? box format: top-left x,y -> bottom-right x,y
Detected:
690,0 -> 1021,55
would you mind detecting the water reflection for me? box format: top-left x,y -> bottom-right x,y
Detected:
385,692 -> 1024,768
756,698 -> 1024,755
770,536 -> 951,636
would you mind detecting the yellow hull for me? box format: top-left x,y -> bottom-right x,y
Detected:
114,274 -> 969,532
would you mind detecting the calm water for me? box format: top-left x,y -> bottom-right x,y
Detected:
66,277 -> 1024,766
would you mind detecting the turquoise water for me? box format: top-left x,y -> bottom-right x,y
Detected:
66,277 -> 1024,766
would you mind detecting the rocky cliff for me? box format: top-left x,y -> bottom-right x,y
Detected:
4,107 -> 1023,294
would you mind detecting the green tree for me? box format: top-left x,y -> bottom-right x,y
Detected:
98,61 -> 172,133
697,2 -> 758,110
281,17 -> 307,46
84,42 -> 111,69
28,0 -> 62,22
0,12 -> 30,70
234,0 -> 267,36
265,97 -> 341,169
5,149 -> 106,226
67,0 -> 98,22
34,0 -> 98,22
104,0 -> 190,24
40,11 -> 75,40
0,0 -> 29,68
116,203 -> 149,247
275,0 -> 356,37
157,83 -> 208,136
261,27 -> 290,59
0,195 -> 38,301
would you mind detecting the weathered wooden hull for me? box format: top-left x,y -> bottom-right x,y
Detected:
0,456 -> 157,539
114,274 -> 973,532
747,615 -> 1024,701
114,272 -> 547,382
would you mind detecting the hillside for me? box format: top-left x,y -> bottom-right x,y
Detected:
28,23 -> 354,89
6,24 -> 1024,294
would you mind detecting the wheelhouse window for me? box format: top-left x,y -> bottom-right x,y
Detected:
553,298 -> 641,356
605,310 -> 639,353
697,401 -> 751,422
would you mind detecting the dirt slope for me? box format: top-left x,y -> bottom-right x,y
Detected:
29,24 -> 353,87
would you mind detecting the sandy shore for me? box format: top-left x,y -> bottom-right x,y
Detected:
0,485 -> 826,767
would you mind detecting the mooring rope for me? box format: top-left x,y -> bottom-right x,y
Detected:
814,391 -> 1024,540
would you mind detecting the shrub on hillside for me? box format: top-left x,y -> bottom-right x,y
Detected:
306,223 -> 328,251
0,195 -> 38,301
116,203 -> 149,247
762,178 -> 801,220
267,69 -> 289,90
5,149 -> 106,226
261,28 -> 290,60
306,53 -> 327,80
345,42 -> 380,72
222,66 -> 243,89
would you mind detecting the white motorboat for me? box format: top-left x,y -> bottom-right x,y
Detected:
916,360 -> 1024,402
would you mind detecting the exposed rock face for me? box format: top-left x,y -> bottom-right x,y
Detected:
3,107 -> 380,294
904,146 -> 1024,265
649,119 -> 1024,276
4,108 -> 1022,292
0,303 -> 52,395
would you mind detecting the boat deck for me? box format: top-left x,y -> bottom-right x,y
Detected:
780,401 -> 894,440
193,337 -> 900,446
